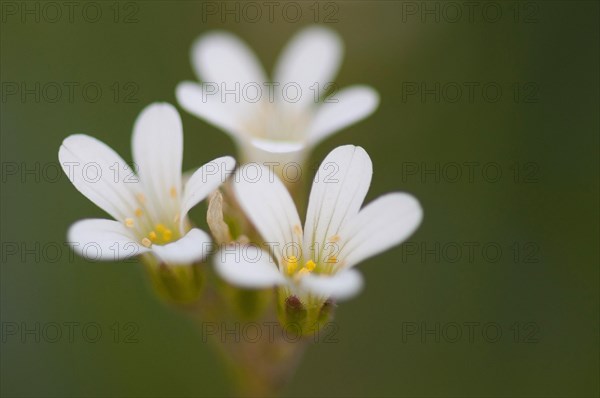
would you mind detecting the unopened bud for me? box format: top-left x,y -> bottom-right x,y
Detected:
207,190 -> 232,245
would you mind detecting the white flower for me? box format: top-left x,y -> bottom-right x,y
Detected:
215,145 -> 422,302
176,26 -> 380,166
59,103 -> 235,265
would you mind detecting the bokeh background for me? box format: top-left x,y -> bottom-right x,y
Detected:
1,1 -> 598,397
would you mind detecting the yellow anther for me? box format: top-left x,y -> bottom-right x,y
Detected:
285,255 -> 298,275
162,229 -> 173,242
125,218 -> 134,228
136,193 -> 146,203
286,264 -> 296,275
326,256 -> 338,264
328,234 -> 340,242
296,267 -> 311,278
293,224 -> 302,236
141,238 -> 152,247
155,224 -> 167,233
148,231 -> 157,241
135,208 -> 143,217
169,186 -> 177,198
305,260 -> 316,271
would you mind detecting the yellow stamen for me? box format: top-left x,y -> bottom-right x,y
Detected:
147,224 -> 175,244
141,238 -> 152,247
293,224 -> 302,236
305,260 -> 316,271
125,218 -> 134,228
162,229 -> 173,242
296,267 -> 310,278
135,208 -> 143,217
136,193 -> 146,203
328,234 -> 340,242
285,255 -> 298,275
169,186 -> 177,198
326,256 -> 338,264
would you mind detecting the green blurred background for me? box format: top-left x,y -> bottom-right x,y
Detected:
1,1 -> 598,397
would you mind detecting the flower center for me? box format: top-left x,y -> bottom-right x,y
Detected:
123,191 -> 181,247
283,255 -> 338,280
241,103 -> 309,142
141,223 -> 177,247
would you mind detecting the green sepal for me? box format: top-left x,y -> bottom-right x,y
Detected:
276,289 -> 336,337
219,280 -> 273,321
142,254 -> 204,305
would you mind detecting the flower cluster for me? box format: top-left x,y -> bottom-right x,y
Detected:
59,26 -> 423,333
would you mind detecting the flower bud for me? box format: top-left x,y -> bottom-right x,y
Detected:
206,190 -> 232,245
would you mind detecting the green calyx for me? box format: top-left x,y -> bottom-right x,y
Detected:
142,254 -> 204,305
276,289 -> 336,337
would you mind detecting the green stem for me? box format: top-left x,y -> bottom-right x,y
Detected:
175,273 -> 309,397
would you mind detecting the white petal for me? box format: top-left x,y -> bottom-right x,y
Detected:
214,245 -> 285,288
238,138 -> 307,171
191,31 -> 267,89
131,103 -> 183,220
303,145 -> 372,263
339,193 -> 423,268
68,219 -> 146,261
233,164 -> 302,263
308,86 -> 379,145
59,134 -> 139,221
151,228 -> 212,266
273,26 -> 343,109
300,269 -> 363,301
176,81 -> 247,139
181,167 -> 195,188
250,138 -> 305,154
181,156 -> 236,226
